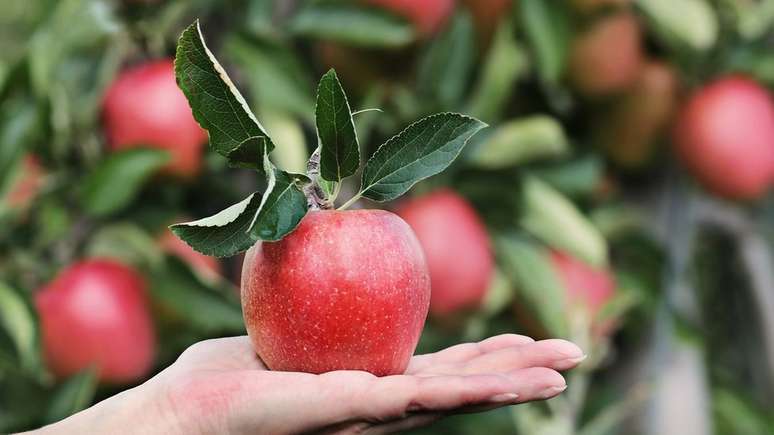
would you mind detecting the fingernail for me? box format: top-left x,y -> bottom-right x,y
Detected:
565,354 -> 587,364
488,393 -> 519,403
540,385 -> 567,399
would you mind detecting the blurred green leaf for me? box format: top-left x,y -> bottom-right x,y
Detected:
636,0 -> 717,53
289,3 -> 415,48
530,154 -> 603,198
713,388 -> 774,435
175,21 -> 274,168
519,0 -> 571,84
150,258 -> 244,333
0,282 -> 39,373
417,12 -> 475,107
171,193 -> 263,258
497,235 -> 568,338
79,149 -> 169,217
360,113 -> 487,202
44,369 -> 97,424
480,268 -> 514,316
248,162 -> 310,242
316,69 -> 360,183
85,223 -> 163,268
0,98 -> 41,196
224,35 -> 315,122
519,176 -> 608,267
264,110 -> 309,174
468,115 -> 569,169
467,19 -> 528,122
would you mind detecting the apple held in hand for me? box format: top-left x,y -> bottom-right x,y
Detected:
674,75 -> 774,200
396,189 -> 494,317
241,210 -> 430,376
35,259 -> 156,383
102,59 -> 207,178
170,22 -> 486,375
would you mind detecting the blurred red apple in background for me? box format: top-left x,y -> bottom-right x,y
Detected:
461,0 -> 513,48
35,259 -> 156,383
3,154 -> 44,210
568,12 -> 643,97
599,60 -> 679,168
159,225 -> 221,281
102,59 -> 207,178
674,75 -> 774,200
396,189 -> 494,317
365,0 -> 454,36
241,210 -> 430,376
571,0 -> 630,13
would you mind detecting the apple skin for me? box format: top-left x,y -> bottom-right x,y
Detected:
674,76 -> 774,200
571,0 -> 630,13
599,60 -> 678,168
568,12 -> 643,97
395,189 -> 494,317
461,0 -> 513,48
35,259 -> 156,383
241,209 -> 430,376
159,227 -> 221,280
4,154 -> 44,209
102,59 -> 207,178
364,0 -> 454,36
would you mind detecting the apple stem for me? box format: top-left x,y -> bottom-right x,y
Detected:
337,192 -> 362,210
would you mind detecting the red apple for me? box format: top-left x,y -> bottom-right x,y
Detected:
395,189 -> 494,317
571,0 -> 630,13
159,225 -> 221,280
3,154 -> 44,209
241,210 -> 430,376
102,59 -> 207,178
35,259 -> 156,383
599,60 -> 679,168
674,75 -> 774,200
461,0 -> 513,48
364,0 -> 454,36
568,12 -> 643,97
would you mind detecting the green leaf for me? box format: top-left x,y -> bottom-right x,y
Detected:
248,162 -> 310,242
44,369 -> 98,424
519,0 -> 571,84
263,110 -> 309,174
529,155 -> 603,198
636,0 -> 717,52
316,69 -> 359,182
417,12 -> 475,107
519,176 -> 608,267
360,113 -> 487,202
85,223 -> 164,268
467,19 -> 528,122
0,282 -> 39,373
468,115 -> 569,169
290,3 -> 415,48
175,20 -> 274,168
497,235 -> 568,338
79,149 -> 169,217
224,35 -> 315,122
171,192 -> 264,257
150,258 -> 244,333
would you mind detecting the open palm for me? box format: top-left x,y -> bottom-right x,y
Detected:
151,334 -> 585,434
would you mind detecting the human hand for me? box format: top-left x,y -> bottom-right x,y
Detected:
31,334 -> 584,435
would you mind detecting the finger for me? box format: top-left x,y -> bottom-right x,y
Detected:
366,412 -> 444,434
406,334 -> 535,374
504,367 -> 567,403
423,339 -> 585,376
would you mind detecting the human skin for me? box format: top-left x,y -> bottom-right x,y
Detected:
242,210 -> 430,376
26,334 -> 584,434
